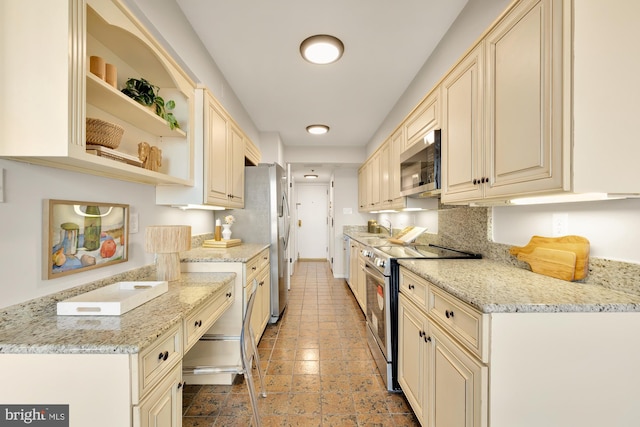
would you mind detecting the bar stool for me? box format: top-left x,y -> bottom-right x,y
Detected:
183,279 -> 267,426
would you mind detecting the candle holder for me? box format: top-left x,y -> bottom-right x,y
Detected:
145,225 -> 191,281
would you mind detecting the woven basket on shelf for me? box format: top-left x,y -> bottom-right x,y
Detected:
86,118 -> 124,149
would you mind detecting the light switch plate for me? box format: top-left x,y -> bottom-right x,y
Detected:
130,212 -> 139,234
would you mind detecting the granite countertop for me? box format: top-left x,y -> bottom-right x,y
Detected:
399,258 -> 640,314
0,272 -> 235,355
181,243 -> 269,263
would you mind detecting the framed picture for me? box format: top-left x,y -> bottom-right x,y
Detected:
44,200 -> 129,279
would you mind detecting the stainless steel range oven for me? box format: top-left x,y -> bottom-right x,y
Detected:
362,244 -> 481,392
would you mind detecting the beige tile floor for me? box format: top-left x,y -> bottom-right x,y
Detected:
182,260 -> 420,427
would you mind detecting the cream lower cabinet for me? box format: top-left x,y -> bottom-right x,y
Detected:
0,280 -> 234,427
246,250 -> 271,343
399,266 -> 640,427
398,293 -> 486,427
348,240 -> 366,313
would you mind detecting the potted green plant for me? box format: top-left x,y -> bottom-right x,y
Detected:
121,77 -> 180,130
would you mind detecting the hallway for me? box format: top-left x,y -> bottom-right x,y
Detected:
182,261 -> 419,426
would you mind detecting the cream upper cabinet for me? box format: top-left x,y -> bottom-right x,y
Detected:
358,164 -> 368,211
0,0 -> 196,186
441,43 -> 485,203
157,88 -> 254,208
380,141 -> 392,208
483,0 -> 563,200
369,152 -> 381,209
389,128 -> 405,207
404,89 -> 440,152
443,0 -> 563,204
227,123 -> 246,208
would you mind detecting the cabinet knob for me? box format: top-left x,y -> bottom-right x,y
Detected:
158,351 -> 169,361
445,310 -> 454,319
424,335 -> 431,343
226,292 -> 232,298
259,281 -> 265,286
177,381 -> 186,390
252,266 -> 257,271
408,284 -> 414,290
194,320 -> 202,327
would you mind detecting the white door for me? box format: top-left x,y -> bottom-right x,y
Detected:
296,183 -> 328,260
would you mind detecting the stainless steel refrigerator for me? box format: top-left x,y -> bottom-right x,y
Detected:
228,163 -> 291,323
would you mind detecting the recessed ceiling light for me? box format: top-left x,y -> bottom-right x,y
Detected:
306,124 -> 330,135
304,174 -> 319,179
300,35 -> 344,65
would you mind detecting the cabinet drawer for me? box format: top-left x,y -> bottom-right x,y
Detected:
257,249 -> 270,271
399,268 -> 428,309
138,323 -> 182,400
428,286 -> 487,362
184,283 -> 234,352
246,255 -> 260,285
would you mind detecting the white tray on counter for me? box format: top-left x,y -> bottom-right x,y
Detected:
57,281 -> 168,316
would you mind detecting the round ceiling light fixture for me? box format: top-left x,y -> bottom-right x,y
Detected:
306,124 -> 330,135
300,34 -> 344,65
304,170 -> 319,179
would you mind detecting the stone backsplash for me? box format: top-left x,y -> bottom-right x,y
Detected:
348,207 -> 640,298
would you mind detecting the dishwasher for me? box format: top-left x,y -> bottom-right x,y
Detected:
344,235 -> 351,285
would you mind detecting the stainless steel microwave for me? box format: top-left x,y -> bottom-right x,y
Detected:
399,129 -> 441,198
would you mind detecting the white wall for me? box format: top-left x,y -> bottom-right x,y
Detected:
0,159 -> 213,308
331,168 -> 369,277
493,198 -> 640,264
366,0 -> 512,155
124,0 -> 261,145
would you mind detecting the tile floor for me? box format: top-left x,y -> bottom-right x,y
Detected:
182,260 -> 420,427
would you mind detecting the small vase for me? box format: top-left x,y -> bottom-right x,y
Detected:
222,224 -> 232,240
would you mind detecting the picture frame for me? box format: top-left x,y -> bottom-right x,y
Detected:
44,200 -> 129,279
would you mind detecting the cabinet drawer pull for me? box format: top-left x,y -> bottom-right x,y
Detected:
445,310 -> 454,319
226,292 -> 232,298
158,351 -> 169,361
259,281 -> 265,286
177,381 -> 186,390
424,335 -> 431,343
194,320 -> 202,327
419,330 -> 424,338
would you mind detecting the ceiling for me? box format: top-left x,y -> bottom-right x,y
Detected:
175,0 -> 469,181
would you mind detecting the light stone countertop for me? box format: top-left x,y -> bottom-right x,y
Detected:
181,243 -> 269,263
398,258 -> 640,313
0,272 -> 235,354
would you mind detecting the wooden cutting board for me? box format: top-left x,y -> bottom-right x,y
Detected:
202,239 -> 242,248
509,235 -> 590,281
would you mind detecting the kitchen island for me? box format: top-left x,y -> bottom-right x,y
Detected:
397,258 -> 640,427
0,272 -> 236,427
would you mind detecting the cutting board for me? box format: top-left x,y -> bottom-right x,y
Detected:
509,235 -> 590,281
202,238 -> 242,248
388,226 -> 427,245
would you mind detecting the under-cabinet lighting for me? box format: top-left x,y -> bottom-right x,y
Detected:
172,204 -> 225,211
509,193 -> 626,205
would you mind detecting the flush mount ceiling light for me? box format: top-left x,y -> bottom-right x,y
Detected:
304,170 -> 319,179
306,124 -> 330,135
300,34 -> 344,64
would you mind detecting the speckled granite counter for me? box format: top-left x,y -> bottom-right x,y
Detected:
399,258 -> 640,313
181,243 -> 269,262
0,272 -> 235,354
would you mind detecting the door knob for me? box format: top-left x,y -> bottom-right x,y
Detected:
298,219 -> 302,227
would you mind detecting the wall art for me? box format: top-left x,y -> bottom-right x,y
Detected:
44,200 -> 129,279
